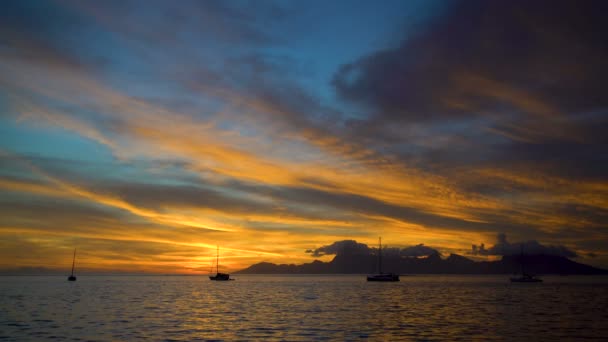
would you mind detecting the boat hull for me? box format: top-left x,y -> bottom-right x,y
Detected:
209,273 -> 231,281
510,273 -> 542,282
367,238 -> 399,282
510,277 -> 542,283
67,276 -> 76,281
367,274 -> 400,282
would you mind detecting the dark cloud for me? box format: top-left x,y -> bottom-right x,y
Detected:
307,240 -> 440,258
1,154 -> 361,229
0,191 -> 236,244
207,173 -> 605,246
400,244 -> 439,257
251,184 -> 537,236
472,233 -> 577,258
492,136 -> 608,181
0,0 -> 117,73
183,51 -> 357,162
324,0 -> 608,259
106,181 -> 268,213
334,0 -> 608,123
0,196 -> 132,229
307,240 -> 370,257
1,0 -> 288,93
102,179 -> 368,231
332,0 -> 608,181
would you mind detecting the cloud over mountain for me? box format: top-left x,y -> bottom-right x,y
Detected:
307,240 -> 439,258
472,233 -> 577,258
306,240 -> 370,257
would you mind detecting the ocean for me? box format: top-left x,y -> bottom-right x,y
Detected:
1,275 -> 607,341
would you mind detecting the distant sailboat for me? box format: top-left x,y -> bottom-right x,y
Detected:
68,249 -> 77,281
209,246 -> 233,281
367,237 -> 399,282
510,245 -> 542,283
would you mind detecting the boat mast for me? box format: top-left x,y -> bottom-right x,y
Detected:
216,246 -> 219,274
378,237 -> 382,274
520,244 -> 524,275
71,249 -> 76,276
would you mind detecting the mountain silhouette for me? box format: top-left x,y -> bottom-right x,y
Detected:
237,250 -> 607,275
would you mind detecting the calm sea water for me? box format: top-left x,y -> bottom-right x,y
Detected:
1,275 -> 607,341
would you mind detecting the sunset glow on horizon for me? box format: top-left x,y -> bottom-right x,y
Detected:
1,0 -> 607,274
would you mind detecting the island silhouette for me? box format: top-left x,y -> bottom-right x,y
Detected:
237,239 -> 607,275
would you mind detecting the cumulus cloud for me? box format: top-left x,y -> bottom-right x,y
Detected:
472,233 -> 577,258
307,240 -> 439,258
306,240 -> 370,257
400,244 -> 439,257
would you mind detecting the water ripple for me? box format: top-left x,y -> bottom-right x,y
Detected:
0,275 -> 607,340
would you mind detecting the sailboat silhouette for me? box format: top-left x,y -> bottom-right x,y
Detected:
209,246 -> 233,281
67,249 -> 77,281
510,245 -> 542,283
367,237 -> 399,282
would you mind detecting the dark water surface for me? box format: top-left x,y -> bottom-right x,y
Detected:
1,275 -> 607,341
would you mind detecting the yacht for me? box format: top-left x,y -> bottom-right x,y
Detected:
209,246 -> 234,281
367,237 -> 399,282
510,245 -> 542,283
510,273 -> 542,283
67,249 -> 77,281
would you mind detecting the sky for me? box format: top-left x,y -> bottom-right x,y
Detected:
1,0 -> 607,274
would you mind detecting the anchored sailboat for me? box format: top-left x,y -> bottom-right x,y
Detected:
209,246 -> 233,281
510,245 -> 542,283
367,237 -> 399,282
67,249 -> 77,281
